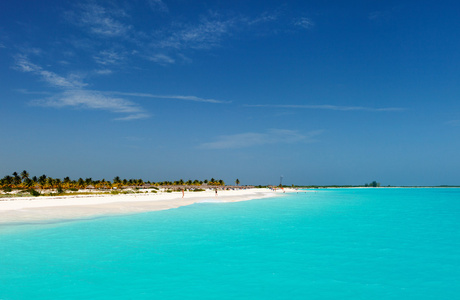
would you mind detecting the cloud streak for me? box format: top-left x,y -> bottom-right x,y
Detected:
245,104 -> 405,112
94,49 -> 126,65
108,92 -> 230,104
68,3 -> 131,38
15,57 -> 226,120
148,0 -> 168,13
30,90 -> 149,120
16,56 -> 148,120
293,17 -> 314,29
15,55 -> 87,89
63,3 -> 312,67
156,18 -> 237,50
199,129 -> 322,149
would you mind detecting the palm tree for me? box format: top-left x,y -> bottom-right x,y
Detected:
2,175 -> 13,188
38,175 -> 47,190
23,178 -> 34,189
63,177 -> 71,189
55,178 -> 62,192
46,177 -> 54,189
12,172 -> 21,187
235,179 -> 240,186
77,178 -> 85,189
20,170 -> 29,181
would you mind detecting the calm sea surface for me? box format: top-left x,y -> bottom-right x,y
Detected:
1,188 -> 459,299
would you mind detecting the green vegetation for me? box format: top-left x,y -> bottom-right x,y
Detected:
0,170 -> 227,197
29,189 -> 40,197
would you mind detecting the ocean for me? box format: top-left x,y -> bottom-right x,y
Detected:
1,188 -> 459,299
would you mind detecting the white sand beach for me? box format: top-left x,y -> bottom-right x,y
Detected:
0,188 -> 291,225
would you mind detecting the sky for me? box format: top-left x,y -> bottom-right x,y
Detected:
1,0 -> 459,186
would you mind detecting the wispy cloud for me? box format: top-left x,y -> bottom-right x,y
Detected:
15,56 -> 226,120
30,90 -> 149,120
156,18 -> 237,50
368,5 -> 403,21
293,17 -> 314,30
148,0 -> 168,13
94,69 -> 113,75
15,55 -> 87,88
114,113 -> 151,121
199,129 -> 322,149
15,56 -> 148,120
94,49 -> 126,65
245,104 -> 405,112
62,3 -> 313,67
247,11 -> 279,26
109,92 -> 230,104
15,89 -> 52,95
68,3 -> 131,38
146,53 -> 175,65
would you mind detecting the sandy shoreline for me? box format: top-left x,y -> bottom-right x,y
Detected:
0,188 -> 291,225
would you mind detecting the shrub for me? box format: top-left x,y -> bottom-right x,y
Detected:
2,187 -> 12,193
29,189 -> 40,197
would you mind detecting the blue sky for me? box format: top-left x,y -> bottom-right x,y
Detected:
1,0 -> 459,186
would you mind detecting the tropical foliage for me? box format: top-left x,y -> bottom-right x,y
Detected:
1,170 -> 226,193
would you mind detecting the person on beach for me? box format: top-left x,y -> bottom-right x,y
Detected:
215,188 -> 218,197
182,188 -> 184,198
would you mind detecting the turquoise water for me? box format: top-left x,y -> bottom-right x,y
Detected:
1,188 -> 459,299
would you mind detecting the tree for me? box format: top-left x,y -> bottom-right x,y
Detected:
2,175 -> 13,188
12,172 -> 21,187
20,170 -> 29,181
23,178 -> 34,188
38,175 -> 47,190
77,178 -> 85,189
235,179 -> 240,186
46,177 -> 54,189
63,177 -> 71,189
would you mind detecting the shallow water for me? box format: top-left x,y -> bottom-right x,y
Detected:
1,188 -> 459,299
